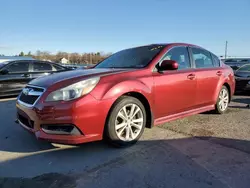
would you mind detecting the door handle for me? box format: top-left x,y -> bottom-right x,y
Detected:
187,74 -> 196,80
216,71 -> 223,76
21,74 -> 30,77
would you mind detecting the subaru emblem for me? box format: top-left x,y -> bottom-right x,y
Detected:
22,88 -> 30,95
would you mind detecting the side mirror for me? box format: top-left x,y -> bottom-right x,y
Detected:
157,60 -> 178,72
0,69 -> 9,75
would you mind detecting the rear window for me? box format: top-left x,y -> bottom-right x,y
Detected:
33,62 -> 52,72
191,48 -> 214,68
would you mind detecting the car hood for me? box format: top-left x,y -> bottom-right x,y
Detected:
29,68 -> 129,88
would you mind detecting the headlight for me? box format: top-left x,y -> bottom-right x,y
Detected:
46,77 -> 100,102
248,81 -> 250,84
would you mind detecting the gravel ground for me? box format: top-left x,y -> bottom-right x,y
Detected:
159,94 -> 250,153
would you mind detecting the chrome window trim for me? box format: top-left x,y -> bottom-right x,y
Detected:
17,85 -> 46,108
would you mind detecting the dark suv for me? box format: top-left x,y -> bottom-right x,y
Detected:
0,60 -> 70,97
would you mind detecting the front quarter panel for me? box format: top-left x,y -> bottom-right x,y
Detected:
90,74 -> 154,108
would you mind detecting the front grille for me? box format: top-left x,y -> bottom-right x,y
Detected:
18,113 -> 34,129
18,85 -> 45,106
19,95 -> 39,105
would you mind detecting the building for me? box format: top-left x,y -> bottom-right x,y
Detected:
60,58 -> 69,64
0,56 -> 34,63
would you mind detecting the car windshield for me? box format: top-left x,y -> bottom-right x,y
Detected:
95,45 -> 165,69
237,64 -> 250,71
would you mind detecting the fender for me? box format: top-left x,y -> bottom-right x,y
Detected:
91,78 -> 154,106
103,79 -> 152,101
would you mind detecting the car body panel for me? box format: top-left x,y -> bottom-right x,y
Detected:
193,67 -> 223,107
0,72 -> 32,97
152,69 -> 197,118
29,68 -> 130,88
16,93 -> 115,144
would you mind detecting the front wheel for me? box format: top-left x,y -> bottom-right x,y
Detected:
105,96 -> 146,147
215,86 -> 230,114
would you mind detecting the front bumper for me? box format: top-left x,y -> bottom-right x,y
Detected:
16,94 -> 114,144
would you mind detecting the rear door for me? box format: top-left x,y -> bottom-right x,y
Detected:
0,61 -> 31,96
190,47 -> 222,107
30,61 -> 54,79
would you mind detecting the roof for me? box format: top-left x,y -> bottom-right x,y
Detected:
130,43 -> 202,50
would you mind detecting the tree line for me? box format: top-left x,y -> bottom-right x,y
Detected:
17,51 -> 112,65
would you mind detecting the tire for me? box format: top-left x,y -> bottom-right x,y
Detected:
215,86 -> 230,114
104,96 -> 146,147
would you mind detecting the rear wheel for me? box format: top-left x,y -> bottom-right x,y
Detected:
215,86 -> 229,114
105,96 -> 146,147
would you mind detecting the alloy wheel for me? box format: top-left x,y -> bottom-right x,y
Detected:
218,88 -> 229,111
115,103 -> 144,141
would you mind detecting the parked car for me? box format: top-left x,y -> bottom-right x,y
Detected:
234,64 -> 250,91
16,43 -> 235,147
224,58 -> 250,71
0,60 -> 70,97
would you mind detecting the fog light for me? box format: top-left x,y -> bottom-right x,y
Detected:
41,124 -> 82,135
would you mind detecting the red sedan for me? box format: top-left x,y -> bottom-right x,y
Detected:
16,43 -> 235,147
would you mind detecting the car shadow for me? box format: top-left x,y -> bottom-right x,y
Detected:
231,95 -> 250,109
232,97 -> 250,104
1,137 -> 250,188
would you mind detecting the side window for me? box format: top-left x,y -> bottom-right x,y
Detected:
212,54 -> 221,67
53,64 -> 65,71
162,47 -> 191,70
5,62 -> 29,73
191,48 -> 214,68
33,62 -> 52,72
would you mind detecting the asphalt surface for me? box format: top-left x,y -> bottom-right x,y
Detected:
0,95 -> 250,188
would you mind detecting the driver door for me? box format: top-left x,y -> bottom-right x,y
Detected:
153,46 -> 197,119
0,61 -> 31,96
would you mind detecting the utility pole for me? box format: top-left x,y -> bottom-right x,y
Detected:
225,41 -> 228,59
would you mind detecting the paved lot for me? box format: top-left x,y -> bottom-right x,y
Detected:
160,94 -> 250,153
0,95 -> 250,188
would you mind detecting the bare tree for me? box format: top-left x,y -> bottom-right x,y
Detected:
30,50 -> 112,64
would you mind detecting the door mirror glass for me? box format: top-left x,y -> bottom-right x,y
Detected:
158,60 -> 178,71
0,69 -> 9,75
